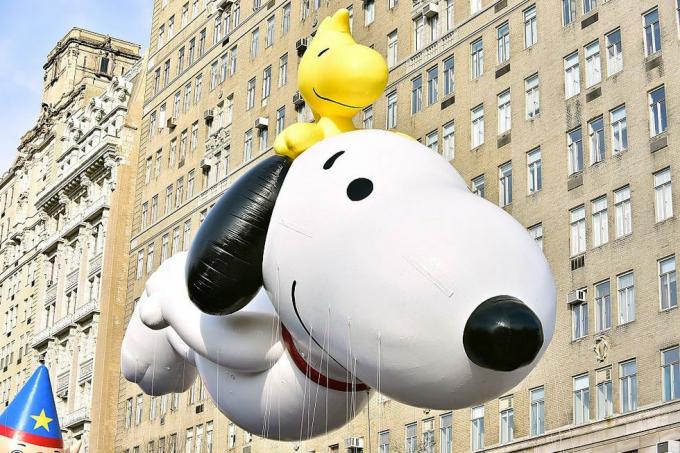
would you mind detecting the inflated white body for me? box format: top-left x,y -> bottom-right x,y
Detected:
263,130 -> 556,409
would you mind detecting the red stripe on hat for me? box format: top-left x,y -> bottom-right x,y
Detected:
281,324 -> 369,392
0,424 -> 64,448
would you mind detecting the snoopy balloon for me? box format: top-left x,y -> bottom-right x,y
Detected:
121,8 -> 556,441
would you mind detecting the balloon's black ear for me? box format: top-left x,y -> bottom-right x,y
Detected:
186,155 -> 292,315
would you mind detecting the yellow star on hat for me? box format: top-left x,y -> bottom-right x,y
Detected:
30,409 -> 53,432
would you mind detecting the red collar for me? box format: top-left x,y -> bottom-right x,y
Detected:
281,325 -> 369,392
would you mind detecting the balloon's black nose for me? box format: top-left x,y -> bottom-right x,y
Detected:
463,296 -> 544,372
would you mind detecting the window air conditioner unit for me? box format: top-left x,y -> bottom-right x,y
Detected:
203,109 -> 214,122
293,91 -> 305,107
254,117 -> 269,130
344,437 -> 364,450
166,117 -> 177,129
422,2 -> 440,18
296,38 -> 308,57
567,289 -> 587,305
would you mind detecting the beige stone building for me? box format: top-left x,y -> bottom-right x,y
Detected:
115,0 -> 680,452
0,28 -> 143,451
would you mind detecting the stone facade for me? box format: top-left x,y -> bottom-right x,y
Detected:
0,28 -> 142,451
110,0 -> 677,452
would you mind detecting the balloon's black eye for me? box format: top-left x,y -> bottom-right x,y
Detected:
347,178 -> 373,201
317,48 -> 330,57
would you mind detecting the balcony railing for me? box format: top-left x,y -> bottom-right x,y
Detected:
78,357 -> 94,383
56,370 -> 70,396
74,301 -> 99,324
66,268 -> 79,292
46,284 -> 57,306
31,327 -> 51,348
62,407 -> 89,429
51,313 -> 74,337
88,253 -> 103,276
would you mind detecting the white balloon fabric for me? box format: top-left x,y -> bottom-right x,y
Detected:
122,130 -> 555,439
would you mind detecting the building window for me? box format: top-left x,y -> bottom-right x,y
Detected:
594,280 -> 611,332
413,15 -> 425,51
250,28 -> 259,58
654,168 -> 673,222
386,91 -> 397,129
591,196 -> 608,247
229,45 -> 238,76
151,196 -> 158,223
620,360 -> 637,412
499,397 -> 513,444
262,66 -> 272,103
257,127 -> 268,152
411,76 -> 423,114
364,0 -> 375,25
610,105 -> 628,154
279,53 -> 288,86
379,431 -> 390,453
470,406 -> 484,451
135,394 -> 144,425
573,374 -> 590,424
662,346 -> 679,401
596,367 -> 613,420
606,28 -> 623,76
649,85 -> 667,137
499,162 -> 512,207
584,40 -> 601,87
525,74 -> 540,119
497,90 -> 511,135
210,61 -> 218,90
471,104 -> 484,148
422,419 -> 434,453
247,78 -> 256,110
527,147 -> 542,194
584,0 -> 597,14
471,38 -> 484,79
136,251 -> 144,279
146,244 -> 155,274
125,398 -> 133,428
568,127 -> 584,175
426,130 -> 438,153
244,129 -> 253,162
427,66 -> 438,105
387,31 -> 398,68
470,0 -> 482,15
165,184 -> 173,213
659,256 -> 677,310
276,106 -> 286,135
614,185 -> 632,237
530,387 -> 545,436
362,106 -> 373,129
524,6 -> 537,48
563,0 -> 576,25
442,121 -> 455,161
439,413 -> 452,453
472,175 -> 485,198
443,56 -> 454,96
644,8 -> 661,57
445,0 -> 454,30
570,205 -> 586,256
282,3 -> 291,34
405,422 -> 417,453
618,271 -> 635,325
528,223 -> 543,250
497,22 -> 510,64
265,15 -> 275,47
564,52 -> 580,98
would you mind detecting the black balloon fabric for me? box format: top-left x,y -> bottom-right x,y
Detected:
186,155 -> 292,315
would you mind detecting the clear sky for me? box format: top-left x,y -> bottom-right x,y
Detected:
0,0 -> 152,174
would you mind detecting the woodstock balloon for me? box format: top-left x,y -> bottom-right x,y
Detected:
121,8 -> 556,441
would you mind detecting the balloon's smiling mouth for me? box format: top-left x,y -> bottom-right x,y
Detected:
313,88 -> 362,109
291,280 -> 312,337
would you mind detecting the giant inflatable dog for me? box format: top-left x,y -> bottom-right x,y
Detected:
121,9 -> 556,442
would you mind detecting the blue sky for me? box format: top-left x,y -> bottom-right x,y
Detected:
0,0 -> 152,174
